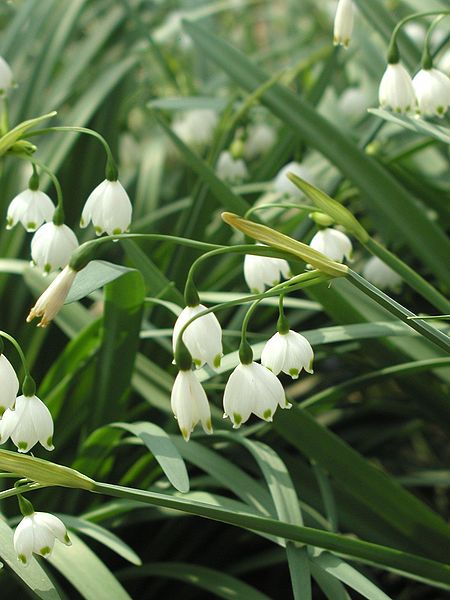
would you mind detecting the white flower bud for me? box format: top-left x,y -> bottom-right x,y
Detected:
261,330 -> 314,379
216,151 -> 248,184
309,228 -> 353,263
412,68 -> 450,118
172,304 -> 223,369
244,250 -> 291,293
362,256 -> 402,292
31,223 -> 78,274
172,109 -> 218,148
27,265 -> 77,327
0,354 -> 19,415
171,370 -> 212,441
223,362 -> 288,428
273,161 -> 313,197
378,63 -> 417,114
333,0 -> 354,49
81,179 -> 132,236
14,511 -> 71,565
6,189 -> 55,232
0,394 -> 54,453
244,123 -> 276,160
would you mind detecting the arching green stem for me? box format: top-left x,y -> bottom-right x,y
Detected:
0,331 -> 30,377
422,15 -> 449,68
26,125 -> 118,180
387,11 -> 450,63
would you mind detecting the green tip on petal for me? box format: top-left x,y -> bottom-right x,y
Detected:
44,264 -> 52,274
94,226 -> 103,235
18,441 -> 28,451
233,413 -> 242,427
289,368 -> 299,379
40,546 -> 51,556
47,436 -> 53,448
193,358 -> 202,368
27,222 -> 36,231
64,533 -> 71,545
181,428 -> 190,441
18,554 -> 27,564
263,408 -> 272,420
0,406 -> 5,417
213,354 -> 222,369
6,217 -> 13,228
205,418 -> 213,433
112,228 -> 122,235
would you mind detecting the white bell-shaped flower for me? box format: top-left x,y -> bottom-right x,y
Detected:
244,123 -> 276,160
31,222 -> 78,274
216,151 -> 248,184
171,369 -> 213,441
172,304 -> 223,369
0,56 -> 13,92
81,179 -> 132,236
244,249 -> 291,293
261,330 -> 314,379
273,161 -> 313,198
27,265 -> 77,328
333,0 -> 354,48
0,354 -> 19,415
223,361 -> 288,428
309,228 -> 353,263
0,394 -> 54,453
14,511 -> 71,565
6,189 -> 55,232
362,256 -> 402,292
172,109 -> 218,148
378,63 -> 417,114
412,68 -> 450,118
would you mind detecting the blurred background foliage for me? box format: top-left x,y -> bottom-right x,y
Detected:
0,0 -> 449,598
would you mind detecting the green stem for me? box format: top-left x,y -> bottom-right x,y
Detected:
0,331 -> 30,376
422,15 -> 448,68
388,11 -> 450,63
14,154 -> 64,214
346,270 -> 450,354
364,238 -> 450,314
0,482 -> 47,501
26,126 -> 118,180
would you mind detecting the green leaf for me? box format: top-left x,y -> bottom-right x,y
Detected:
90,270 -> 145,429
58,514 -> 141,565
48,531 -> 132,600
112,421 -> 190,493
148,96 -> 228,111
183,20 -> 450,286
368,109 -> 450,144
65,260 -> 136,304
0,518 -> 61,600
119,562 -> 271,600
273,407 -> 450,563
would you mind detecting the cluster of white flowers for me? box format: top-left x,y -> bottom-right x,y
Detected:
379,61 -> 450,117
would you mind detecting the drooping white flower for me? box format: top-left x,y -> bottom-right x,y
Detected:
378,63 -> 416,114
6,189 -> 55,232
244,249 -> 291,293
31,223 -> 78,274
362,256 -> 402,292
27,266 -> 77,327
244,123 -> 276,160
0,56 -> 13,92
0,394 -> 54,453
223,362 -> 288,428
216,151 -> 248,184
0,354 -> 19,415
273,161 -> 313,198
172,109 -> 218,148
261,331 -> 314,379
333,0 -> 354,48
81,179 -> 132,236
309,228 -> 353,263
14,511 -> 71,565
172,304 -> 223,369
171,369 -> 213,441
412,68 -> 450,118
